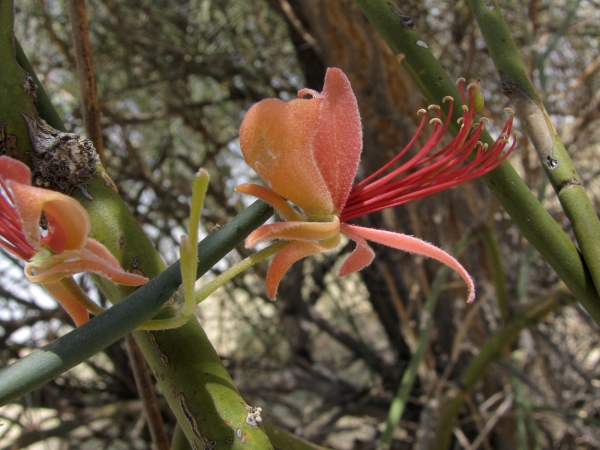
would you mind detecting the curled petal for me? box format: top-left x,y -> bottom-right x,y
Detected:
239,96 -> 333,217
0,156 -> 92,253
42,280 -> 90,326
342,224 -> 475,303
25,246 -> 148,286
83,238 -> 127,270
266,237 -> 339,299
246,218 -> 340,248
238,68 -> 362,219
8,182 -> 91,253
235,183 -> 306,222
339,224 -> 376,276
298,88 -> 322,99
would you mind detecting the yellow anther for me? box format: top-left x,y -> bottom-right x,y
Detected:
462,105 -> 469,112
417,108 -> 427,116
466,82 -> 478,90
479,117 -> 490,124
456,77 -> 466,85
442,96 -> 454,103
482,143 -> 489,151
504,107 -> 515,115
457,117 -> 464,124
428,104 -> 441,111
429,118 -> 442,125
499,133 -> 509,140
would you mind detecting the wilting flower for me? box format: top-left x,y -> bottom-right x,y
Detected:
236,68 -> 514,300
0,156 -> 147,326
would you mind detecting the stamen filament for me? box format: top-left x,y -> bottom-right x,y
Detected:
352,109 -> 430,190
352,98 -> 455,197
340,85 -> 514,223
0,180 -> 35,259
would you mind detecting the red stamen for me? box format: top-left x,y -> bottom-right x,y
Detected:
0,182 -> 35,260
340,84 -> 515,223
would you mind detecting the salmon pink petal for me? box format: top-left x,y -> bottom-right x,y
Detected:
42,280 -> 90,326
339,224 -> 375,276
298,88 -> 322,99
84,238 -> 125,268
8,182 -> 91,252
235,183 -> 306,222
313,68 -> 362,213
239,96 -> 333,217
266,238 -> 339,299
0,156 -> 32,185
25,248 -> 148,286
342,224 -> 475,303
245,218 -> 340,248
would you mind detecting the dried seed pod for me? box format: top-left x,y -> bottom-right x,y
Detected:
22,113 -> 99,199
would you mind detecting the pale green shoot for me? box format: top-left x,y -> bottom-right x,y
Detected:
195,240 -> 290,304
139,169 -> 209,330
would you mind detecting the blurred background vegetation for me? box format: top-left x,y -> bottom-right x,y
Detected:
2,0 -> 600,448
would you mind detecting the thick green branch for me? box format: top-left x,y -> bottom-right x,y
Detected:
0,0 -> 37,164
0,200 -> 273,406
3,11 -> 276,446
467,0 -> 600,308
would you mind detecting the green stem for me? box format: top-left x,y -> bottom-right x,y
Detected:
10,25 -> 276,446
137,309 -> 193,331
14,40 -> 65,132
263,422 -> 331,450
510,350 -> 542,450
433,290 -> 571,449
180,169 -> 210,316
510,352 -> 529,450
350,0 -> 600,323
467,0 -> 600,316
377,234 -> 473,449
481,225 -> 509,320
0,200 -> 273,406
516,174 -> 549,301
195,240 -> 290,303
140,236 -> 288,331
0,0 -> 37,165
170,424 -> 193,450
534,0 -> 582,92
59,276 -> 105,316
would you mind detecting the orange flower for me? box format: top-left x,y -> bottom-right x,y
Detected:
0,156 -> 147,325
236,68 -> 514,300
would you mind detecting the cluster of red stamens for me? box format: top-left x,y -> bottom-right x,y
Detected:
0,180 -> 35,260
340,80 -> 515,222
